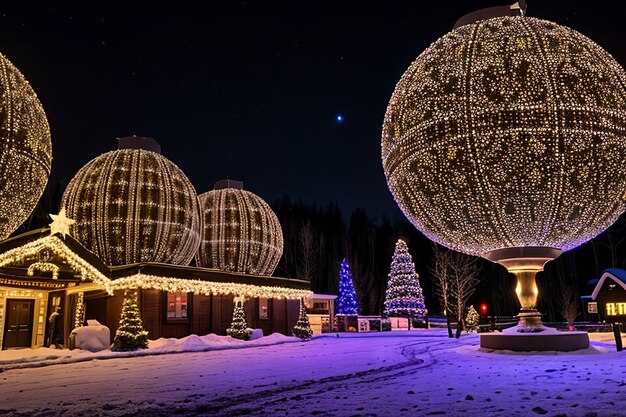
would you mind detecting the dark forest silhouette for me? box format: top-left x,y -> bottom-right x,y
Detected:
15,183 -> 626,322
271,196 -> 626,322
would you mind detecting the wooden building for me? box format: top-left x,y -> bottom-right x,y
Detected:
0,228 -> 311,350
585,268 -> 626,325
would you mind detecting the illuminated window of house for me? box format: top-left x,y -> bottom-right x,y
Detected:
259,298 -> 269,320
167,292 -> 188,320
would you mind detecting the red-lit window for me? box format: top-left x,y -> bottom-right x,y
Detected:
167,292 -> 188,320
259,298 -> 269,320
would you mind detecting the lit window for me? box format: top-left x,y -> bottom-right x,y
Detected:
259,298 -> 269,320
167,292 -> 188,319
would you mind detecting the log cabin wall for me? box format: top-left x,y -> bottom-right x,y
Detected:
162,293 -> 192,339
211,294 -> 234,335
286,299 -> 299,334
121,291 -> 299,340
105,291 -> 124,338
248,298 -> 273,336
272,299 -> 287,335
192,294 -> 211,336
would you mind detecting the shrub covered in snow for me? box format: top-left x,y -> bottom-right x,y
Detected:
71,320 -> 110,352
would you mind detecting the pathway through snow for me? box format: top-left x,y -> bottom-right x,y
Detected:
0,331 -> 624,416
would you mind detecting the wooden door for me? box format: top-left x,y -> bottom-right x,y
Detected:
3,300 -> 34,349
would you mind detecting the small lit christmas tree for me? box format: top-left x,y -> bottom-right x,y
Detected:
465,305 -> 480,333
383,239 -> 427,318
337,258 -> 358,315
111,289 -> 149,351
227,299 -> 252,340
292,299 -> 314,340
74,292 -> 85,330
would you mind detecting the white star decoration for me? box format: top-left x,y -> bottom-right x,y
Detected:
49,208 -> 75,238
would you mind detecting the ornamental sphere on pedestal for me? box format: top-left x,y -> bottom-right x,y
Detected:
0,53 -> 52,240
382,16 -> 626,257
196,180 -> 283,276
61,137 -> 201,266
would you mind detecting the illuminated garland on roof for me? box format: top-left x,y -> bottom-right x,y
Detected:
0,235 -> 112,293
111,273 -> 312,300
382,16 -> 626,256
0,53 -> 52,241
0,233 -> 308,300
27,262 -> 60,279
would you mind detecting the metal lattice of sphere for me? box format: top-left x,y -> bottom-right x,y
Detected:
61,149 -> 201,266
382,16 -> 626,257
0,53 -> 52,240
196,186 -> 283,276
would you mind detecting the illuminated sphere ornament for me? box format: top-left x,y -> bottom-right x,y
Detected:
61,137 -> 201,266
196,179 -> 283,276
382,16 -> 626,258
0,53 -> 52,240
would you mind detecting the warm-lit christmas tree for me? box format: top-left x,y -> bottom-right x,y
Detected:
292,299 -> 313,340
465,305 -> 480,333
74,292 -> 85,330
383,239 -> 427,318
111,289 -> 149,351
227,299 -> 252,340
337,258 -> 358,315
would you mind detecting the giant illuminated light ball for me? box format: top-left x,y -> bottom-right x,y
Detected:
382,16 -> 626,258
196,180 -> 283,276
61,138 -> 201,266
0,53 -> 52,240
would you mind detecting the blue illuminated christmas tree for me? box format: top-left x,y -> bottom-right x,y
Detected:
337,258 -> 358,315
383,239 -> 427,317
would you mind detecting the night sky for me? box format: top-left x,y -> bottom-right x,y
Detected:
1,1 -> 625,220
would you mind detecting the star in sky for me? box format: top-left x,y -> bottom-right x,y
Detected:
336,114 -> 344,123
49,208 -> 76,238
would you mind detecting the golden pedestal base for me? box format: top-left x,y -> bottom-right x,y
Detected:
483,246 -> 562,327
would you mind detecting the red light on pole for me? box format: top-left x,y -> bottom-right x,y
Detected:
479,303 -> 488,316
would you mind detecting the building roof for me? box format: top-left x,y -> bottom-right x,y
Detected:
0,229 -> 312,299
591,268 -> 626,300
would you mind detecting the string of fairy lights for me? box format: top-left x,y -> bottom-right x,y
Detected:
383,240 -> 426,317
27,262 -> 60,280
61,148 -> 202,266
0,53 -> 52,241
0,234 -> 113,292
382,16 -> 626,258
197,187 -> 283,276
0,232 -> 310,300
110,274 -> 311,300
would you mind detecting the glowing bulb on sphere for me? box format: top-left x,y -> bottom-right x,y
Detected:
382,16 -> 626,326
61,137 -> 201,266
0,53 -> 52,240
196,180 -> 283,276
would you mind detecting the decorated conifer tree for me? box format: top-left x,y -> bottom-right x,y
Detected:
292,299 -> 314,340
383,239 -> 427,319
227,299 -> 252,340
465,305 -> 480,333
74,292 -> 85,330
337,258 -> 358,315
111,289 -> 149,351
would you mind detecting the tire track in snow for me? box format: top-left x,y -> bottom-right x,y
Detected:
149,338 -> 453,416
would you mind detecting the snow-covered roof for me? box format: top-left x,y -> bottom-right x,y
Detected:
312,294 -> 337,300
0,229 -> 312,300
591,268 -> 626,300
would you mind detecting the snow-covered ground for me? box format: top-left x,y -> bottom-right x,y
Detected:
0,330 -> 625,416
